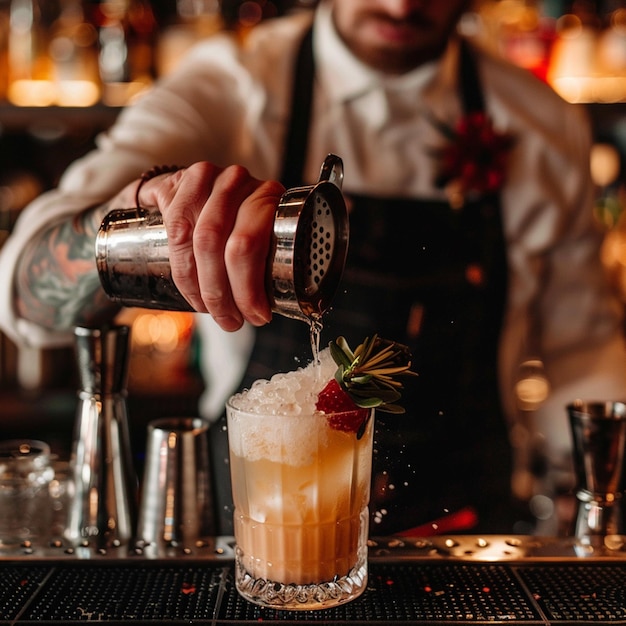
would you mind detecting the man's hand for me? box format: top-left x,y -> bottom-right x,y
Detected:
120,162 -> 285,331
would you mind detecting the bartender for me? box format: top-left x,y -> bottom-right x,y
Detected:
1,0 -> 625,535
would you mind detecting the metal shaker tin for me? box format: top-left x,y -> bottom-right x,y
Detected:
95,154 -> 349,323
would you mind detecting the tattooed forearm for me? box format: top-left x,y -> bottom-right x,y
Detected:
15,204 -> 121,331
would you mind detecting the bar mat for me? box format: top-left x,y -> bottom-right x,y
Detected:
518,564 -> 626,622
1,561 -> 625,624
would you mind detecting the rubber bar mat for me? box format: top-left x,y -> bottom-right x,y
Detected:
1,561 -> 625,624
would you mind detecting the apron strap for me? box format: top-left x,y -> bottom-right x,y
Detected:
279,27 -> 314,189
459,38 -> 485,114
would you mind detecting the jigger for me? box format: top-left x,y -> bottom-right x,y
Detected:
567,400 -> 626,540
66,325 -> 137,547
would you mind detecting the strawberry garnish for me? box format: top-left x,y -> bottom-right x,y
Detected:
316,379 -> 369,434
316,335 -> 417,438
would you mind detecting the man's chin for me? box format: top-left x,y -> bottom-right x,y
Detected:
355,47 -> 426,74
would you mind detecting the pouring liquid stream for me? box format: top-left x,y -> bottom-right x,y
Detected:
309,315 -> 324,383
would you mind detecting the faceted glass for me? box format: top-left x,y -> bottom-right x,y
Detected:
226,402 -> 374,610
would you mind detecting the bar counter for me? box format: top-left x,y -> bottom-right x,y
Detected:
2,534 -> 626,624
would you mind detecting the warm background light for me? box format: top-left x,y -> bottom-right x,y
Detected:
591,143 -> 621,188
115,309 -> 197,390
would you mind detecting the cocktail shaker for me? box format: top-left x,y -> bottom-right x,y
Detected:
66,325 -> 137,548
136,417 -> 214,549
95,154 -> 349,323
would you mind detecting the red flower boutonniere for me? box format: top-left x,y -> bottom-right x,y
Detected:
429,111 -> 514,209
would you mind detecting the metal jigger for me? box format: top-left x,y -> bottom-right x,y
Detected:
66,325 -> 137,548
567,400 -> 626,544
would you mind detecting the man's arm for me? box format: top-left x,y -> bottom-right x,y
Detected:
11,163 -> 282,334
14,203 -> 121,331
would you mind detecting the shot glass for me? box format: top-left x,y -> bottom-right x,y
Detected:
226,401 -> 374,610
136,417 -> 215,548
567,400 -> 626,539
0,440 -> 54,549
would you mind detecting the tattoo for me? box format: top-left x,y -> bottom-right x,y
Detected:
15,204 -> 121,331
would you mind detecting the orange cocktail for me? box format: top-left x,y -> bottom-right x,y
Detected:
226,350 -> 373,609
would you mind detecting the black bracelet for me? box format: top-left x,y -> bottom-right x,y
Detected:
135,164 -> 182,208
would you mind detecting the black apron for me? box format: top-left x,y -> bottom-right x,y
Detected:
215,31 -> 516,536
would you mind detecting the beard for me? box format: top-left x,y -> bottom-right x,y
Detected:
334,4 -> 467,74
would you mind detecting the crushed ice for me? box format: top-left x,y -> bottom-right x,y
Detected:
229,347 -> 336,416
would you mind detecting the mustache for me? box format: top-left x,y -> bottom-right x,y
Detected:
366,9 -> 435,30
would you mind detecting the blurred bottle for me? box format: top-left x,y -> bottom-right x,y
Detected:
48,0 -> 100,106
547,2 -> 602,102
7,0 -> 100,106
93,0 -> 157,106
595,7 -> 626,101
156,0 -> 223,77
7,0 -> 60,106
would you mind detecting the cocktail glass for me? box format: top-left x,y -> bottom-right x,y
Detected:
226,400 -> 373,610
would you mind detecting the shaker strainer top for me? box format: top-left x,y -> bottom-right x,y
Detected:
271,154 -> 349,322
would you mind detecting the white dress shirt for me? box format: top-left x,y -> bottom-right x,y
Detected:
1,1 -> 625,492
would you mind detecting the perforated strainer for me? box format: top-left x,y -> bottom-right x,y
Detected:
96,154 -> 349,323
270,153 -> 348,321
